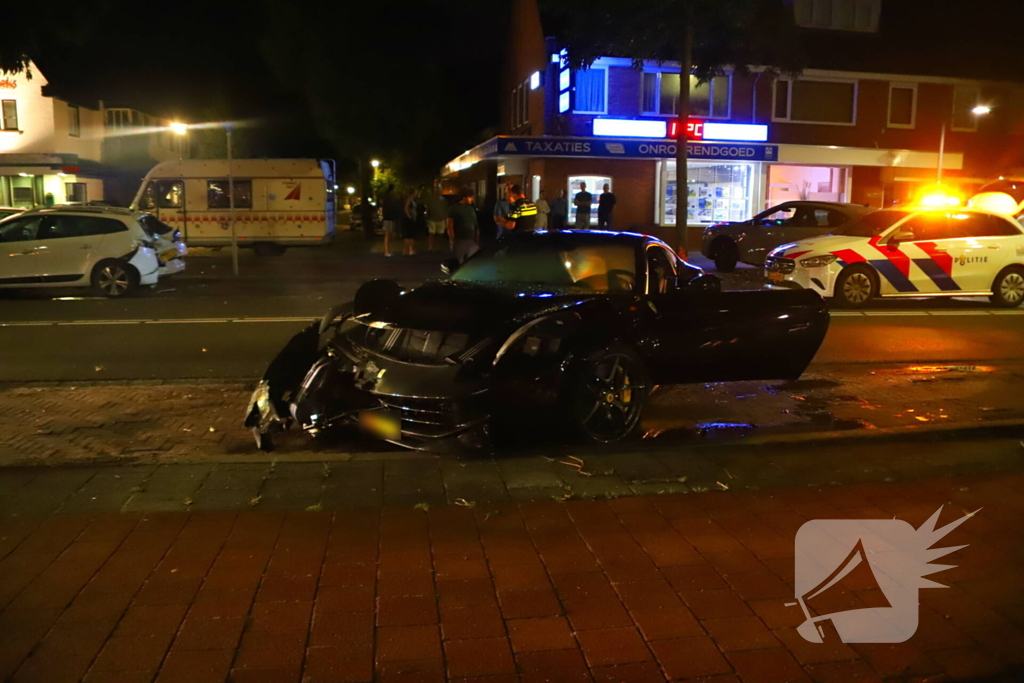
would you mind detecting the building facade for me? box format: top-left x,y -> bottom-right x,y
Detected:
0,63 -> 186,209
443,0 -> 1024,244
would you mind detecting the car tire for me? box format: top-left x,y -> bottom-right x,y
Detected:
712,239 -> 738,272
833,264 -> 877,308
567,342 -> 650,444
990,266 -> 1024,308
91,260 -> 139,298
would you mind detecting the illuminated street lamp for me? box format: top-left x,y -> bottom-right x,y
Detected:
370,159 -> 380,169
170,121 -> 239,276
346,186 -> 356,195
937,105 -> 991,184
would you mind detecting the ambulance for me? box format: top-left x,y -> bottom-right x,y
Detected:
131,159 -> 336,255
764,207 -> 1024,308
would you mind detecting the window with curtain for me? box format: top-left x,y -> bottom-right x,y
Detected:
641,73 -> 729,118
574,68 -> 607,113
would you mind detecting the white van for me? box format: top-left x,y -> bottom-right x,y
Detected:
132,159 -> 336,255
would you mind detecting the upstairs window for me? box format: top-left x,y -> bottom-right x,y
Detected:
794,0 -> 880,31
774,78 -> 857,125
68,105 -> 81,137
888,83 -> 916,128
1,100 -> 17,130
641,73 -> 730,118
573,67 -> 607,114
951,85 -> 981,131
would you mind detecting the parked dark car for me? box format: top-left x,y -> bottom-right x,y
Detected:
701,201 -> 875,272
245,230 -> 830,452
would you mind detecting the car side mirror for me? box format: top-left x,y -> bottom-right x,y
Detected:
684,273 -> 722,293
891,229 -> 915,243
441,258 -> 461,276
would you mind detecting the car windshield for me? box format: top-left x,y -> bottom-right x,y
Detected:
451,235 -> 637,292
829,209 -> 906,237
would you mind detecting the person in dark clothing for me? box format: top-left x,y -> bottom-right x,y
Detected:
549,189 -> 568,231
597,183 -> 617,229
573,182 -> 593,228
447,187 -> 480,262
401,188 -> 418,255
380,183 -> 400,256
497,184 -> 538,233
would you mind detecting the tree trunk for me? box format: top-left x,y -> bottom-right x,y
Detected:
675,3 -> 693,253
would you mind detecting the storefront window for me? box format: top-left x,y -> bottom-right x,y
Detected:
661,162 -> 755,226
766,165 -> 848,206
568,176 -> 612,226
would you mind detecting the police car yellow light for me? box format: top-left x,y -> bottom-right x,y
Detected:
918,192 -> 961,207
967,191 -> 1019,216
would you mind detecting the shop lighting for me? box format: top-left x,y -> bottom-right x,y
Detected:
559,92 -> 570,113
972,105 -> 992,115
593,118 -> 667,138
530,71 -> 541,90
702,122 -> 768,142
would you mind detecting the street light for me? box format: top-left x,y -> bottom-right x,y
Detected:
370,159 -> 380,169
346,186 -> 356,195
937,105 -> 991,184
170,121 -> 239,276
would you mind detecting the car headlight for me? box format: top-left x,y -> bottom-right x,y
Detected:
799,254 -> 838,268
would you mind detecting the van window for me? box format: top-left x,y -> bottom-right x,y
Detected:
139,180 -> 183,210
208,180 -> 253,209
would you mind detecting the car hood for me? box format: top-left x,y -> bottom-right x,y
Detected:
772,234 -> 868,258
355,280 -> 600,334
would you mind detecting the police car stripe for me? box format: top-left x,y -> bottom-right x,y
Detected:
912,258 -> 961,291
867,259 -> 919,292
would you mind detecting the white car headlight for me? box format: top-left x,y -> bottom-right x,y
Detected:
799,254 -> 838,268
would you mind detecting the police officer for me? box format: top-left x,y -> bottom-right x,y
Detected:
499,184 -> 538,233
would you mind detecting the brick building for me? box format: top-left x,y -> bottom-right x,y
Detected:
0,62 -> 187,209
442,0 -> 1024,245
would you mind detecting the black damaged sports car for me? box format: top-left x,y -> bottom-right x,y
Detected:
245,230 -> 829,452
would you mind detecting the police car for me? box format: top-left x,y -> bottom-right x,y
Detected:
764,207 -> 1024,307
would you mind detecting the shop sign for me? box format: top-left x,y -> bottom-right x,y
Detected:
493,137 -> 778,162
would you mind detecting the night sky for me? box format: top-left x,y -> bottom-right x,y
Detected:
9,0 -> 1024,182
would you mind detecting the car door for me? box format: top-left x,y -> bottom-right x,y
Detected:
894,211 -> 966,294
0,214 -> 47,283
44,215 -> 128,281
773,205 -> 838,248
743,203 -> 796,264
946,212 -> 1020,292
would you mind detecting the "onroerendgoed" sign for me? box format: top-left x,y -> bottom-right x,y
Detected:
490,137 -> 778,162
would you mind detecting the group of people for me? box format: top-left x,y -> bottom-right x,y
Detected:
375,180 -> 618,261
494,181 -> 617,233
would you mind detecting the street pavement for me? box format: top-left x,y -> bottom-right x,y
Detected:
0,469 -> 1021,683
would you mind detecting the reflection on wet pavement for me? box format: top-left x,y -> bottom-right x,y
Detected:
639,362 -> 1024,445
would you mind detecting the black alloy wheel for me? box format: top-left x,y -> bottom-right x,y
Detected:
570,343 -> 649,443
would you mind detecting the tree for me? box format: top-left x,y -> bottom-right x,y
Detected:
543,0 -> 803,230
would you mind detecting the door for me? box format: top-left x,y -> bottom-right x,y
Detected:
768,205 -> 841,251
36,215 -> 125,280
139,180 -> 186,238
0,214 -> 47,283
895,211 -> 965,294
946,212 -> 1018,292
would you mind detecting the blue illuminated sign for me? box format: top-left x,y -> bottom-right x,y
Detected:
486,137 -> 778,162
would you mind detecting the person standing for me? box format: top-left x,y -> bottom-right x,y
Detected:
597,183 -> 617,229
401,187 -> 418,256
535,189 -> 550,230
549,189 -> 568,231
380,183 -> 399,256
498,184 -> 538,233
573,181 -> 593,228
492,183 -> 511,240
424,186 -> 449,252
447,187 -> 480,263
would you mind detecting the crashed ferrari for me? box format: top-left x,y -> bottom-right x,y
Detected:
245,230 -> 830,452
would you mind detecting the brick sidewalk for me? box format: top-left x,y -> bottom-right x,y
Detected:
3,363 -> 1024,467
1,473 -> 1021,683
